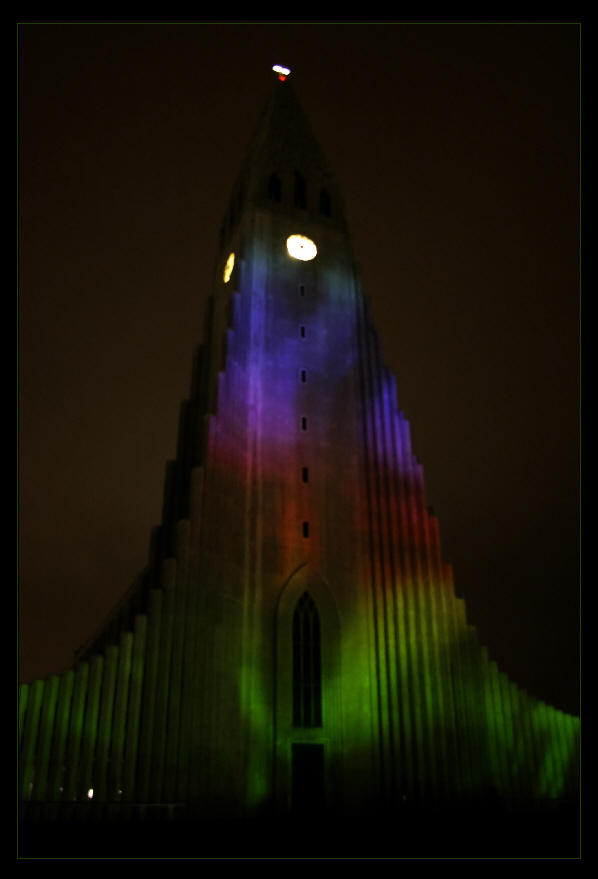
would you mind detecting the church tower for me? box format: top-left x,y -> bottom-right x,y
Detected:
19,69 -> 579,831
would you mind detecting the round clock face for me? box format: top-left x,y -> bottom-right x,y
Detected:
286,235 -> 317,261
223,252 -> 235,283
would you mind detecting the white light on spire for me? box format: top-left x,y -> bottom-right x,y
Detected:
272,65 -> 291,80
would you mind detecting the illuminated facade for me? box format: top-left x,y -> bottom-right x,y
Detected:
19,74 -> 579,825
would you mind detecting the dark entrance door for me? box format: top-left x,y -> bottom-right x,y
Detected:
291,743 -> 325,816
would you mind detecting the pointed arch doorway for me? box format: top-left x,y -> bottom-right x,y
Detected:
275,566 -> 342,816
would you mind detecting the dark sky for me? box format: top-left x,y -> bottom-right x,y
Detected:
18,23 -> 579,715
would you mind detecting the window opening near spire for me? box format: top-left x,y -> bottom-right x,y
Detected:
268,173 -> 282,202
319,188 -> 332,217
293,592 -> 322,727
294,171 -> 307,209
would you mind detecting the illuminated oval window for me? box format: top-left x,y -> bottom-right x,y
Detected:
223,252 -> 235,283
286,235 -> 317,261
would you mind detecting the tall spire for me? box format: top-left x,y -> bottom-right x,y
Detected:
218,70 -> 347,258
19,69 -> 580,848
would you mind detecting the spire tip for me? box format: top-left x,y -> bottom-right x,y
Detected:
272,64 -> 291,81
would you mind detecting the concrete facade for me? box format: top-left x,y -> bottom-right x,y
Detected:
19,76 -> 579,829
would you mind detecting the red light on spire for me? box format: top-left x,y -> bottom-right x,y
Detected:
272,65 -> 291,82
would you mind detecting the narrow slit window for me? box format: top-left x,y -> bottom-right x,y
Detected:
301,417 -> 307,431
299,284 -> 305,297
293,592 -> 322,727
301,370 -> 306,383
302,521 -> 309,538
302,467 -> 309,483
300,325 -> 306,338
294,171 -> 307,209
268,172 -> 282,202
319,188 -> 332,217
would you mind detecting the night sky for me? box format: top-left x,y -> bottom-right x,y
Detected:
18,23 -> 579,716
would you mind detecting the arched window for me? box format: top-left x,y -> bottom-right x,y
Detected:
293,592 -> 322,727
293,171 -> 307,209
275,568 -> 341,814
268,172 -> 282,202
319,188 -> 332,217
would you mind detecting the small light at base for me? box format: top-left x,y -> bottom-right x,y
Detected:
87,788 -> 93,799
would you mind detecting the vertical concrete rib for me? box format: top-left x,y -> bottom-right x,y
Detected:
46,669 -> 74,802
19,683 -> 29,750
412,459 -> 439,799
136,589 -> 162,802
442,567 -> 469,798
150,560 -> 176,801
108,632 -> 133,800
497,671 -> 514,798
388,405 -> 415,800
19,679 -> 44,800
63,661 -> 89,802
370,353 -> 399,799
537,700 -> 557,797
78,654 -> 103,801
424,512 -> 453,799
456,624 -> 473,788
381,368 -> 406,803
567,714 -> 581,795
547,705 -> 565,798
516,688 -> 535,798
108,632 -> 133,801
489,660 -> 508,793
164,520 -> 190,802
122,614 -> 147,801
358,316 -> 391,803
556,708 -> 573,797
460,611 -> 479,797
94,644 -> 119,801
31,675 -> 60,802
396,413 -> 427,799
178,469 -> 204,805
508,682 -> 528,799
479,648 -> 498,792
